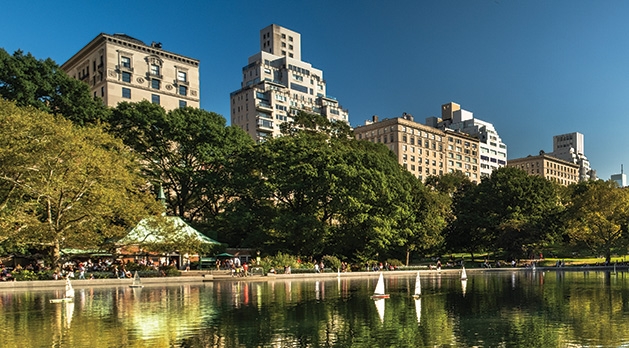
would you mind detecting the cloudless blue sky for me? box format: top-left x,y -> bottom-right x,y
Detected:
2,1 -> 628,180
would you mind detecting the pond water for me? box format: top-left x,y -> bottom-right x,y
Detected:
1,270 -> 629,347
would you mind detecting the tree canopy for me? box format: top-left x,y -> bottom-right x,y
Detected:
564,180 -> 629,263
221,112 -> 445,263
108,101 -> 254,226
446,167 -> 562,260
0,100 -> 161,267
0,48 -> 110,125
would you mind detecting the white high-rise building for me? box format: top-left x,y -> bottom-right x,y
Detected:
230,24 -> 349,142
549,132 -> 596,182
426,102 -> 507,179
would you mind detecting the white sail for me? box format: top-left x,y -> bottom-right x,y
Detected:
461,266 -> 467,280
130,271 -> 144,288
65,278 -> 75,298
414,298 -> 422,324
462,279 -> 468,297
374,298 -> 385,323
414,271 -> 421,297
374,273 -> 386,295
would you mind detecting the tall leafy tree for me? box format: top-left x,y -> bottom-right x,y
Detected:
108,101 -> 254,226
446,167 -> 561,260
0,100 -> 160,267
565,180 -> 629,263
229,111 -> 443,262
0,49 -> 110,125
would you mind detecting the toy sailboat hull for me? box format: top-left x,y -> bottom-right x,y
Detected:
50,298 -> 73,303
371,294 -> 390,299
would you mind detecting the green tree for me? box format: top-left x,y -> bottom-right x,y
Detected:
565,180 -> 629,263
0,100 -> 160,268
446,167 -> 561,260
0,49 -> 110,125
108,101 -> 254,226
229,112 -> 442,262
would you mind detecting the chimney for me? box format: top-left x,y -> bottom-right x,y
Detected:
372,115 -> 379,123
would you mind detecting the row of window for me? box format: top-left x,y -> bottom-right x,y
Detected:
120,71 -> 188,96
121,87 -> 187,108
121,57 -> 188,82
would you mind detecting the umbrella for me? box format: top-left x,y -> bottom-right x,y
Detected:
215,252 -> 234,258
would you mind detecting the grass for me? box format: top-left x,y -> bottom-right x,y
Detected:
415,253 -> 629,268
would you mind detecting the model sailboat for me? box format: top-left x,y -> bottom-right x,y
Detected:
413,271 -> 421,298
371,272 -> 390,299
50,278 -> 75,303
129,271 -> 144,288
461,265 -> 467,280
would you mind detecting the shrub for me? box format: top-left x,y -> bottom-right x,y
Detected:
12,269 -> 38,281
386,259 -> 404,267
159,265 -> 180,277
321,255 -> 341,271
259,252 -> 306,273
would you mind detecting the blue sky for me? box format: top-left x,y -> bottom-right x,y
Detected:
2,1 -> 628,180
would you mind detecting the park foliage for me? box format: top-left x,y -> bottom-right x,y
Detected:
1,49 -> 629,268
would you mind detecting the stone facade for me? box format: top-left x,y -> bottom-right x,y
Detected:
62,33 -> 200,110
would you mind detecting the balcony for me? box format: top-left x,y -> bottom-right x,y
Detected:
256,101 -> 273,111
257,119 -> 273,130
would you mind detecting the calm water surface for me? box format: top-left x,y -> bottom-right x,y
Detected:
1,270 -> 629,347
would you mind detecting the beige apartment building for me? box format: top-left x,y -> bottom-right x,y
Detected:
62,33 -> 200,110
507,152 -> 579,186
231,24 -> 348,142
354,114 -> 481,183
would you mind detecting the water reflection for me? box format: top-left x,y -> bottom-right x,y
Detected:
1,271 -> 629,346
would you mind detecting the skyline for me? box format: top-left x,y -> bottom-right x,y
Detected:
2,1 -> 628,180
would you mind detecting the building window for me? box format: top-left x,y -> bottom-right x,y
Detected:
122,71 -> 131,83
121,56 -> 131,68
179,85 -> 187,96
177,71 -> 187,82
179,100 -> 187,108
151,94 -> 160,105
151,79 -> 160,89
101,86 -> 104,97
150,64 -> 160,76
122,87 -> 131,99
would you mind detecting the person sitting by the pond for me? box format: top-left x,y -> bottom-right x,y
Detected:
1,266 -> 13,281
284,265 -> 291,274
268,267 -> 276,274
314,261 -> 320,273
437,260 -> 442,271
242,262 -> 249,277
